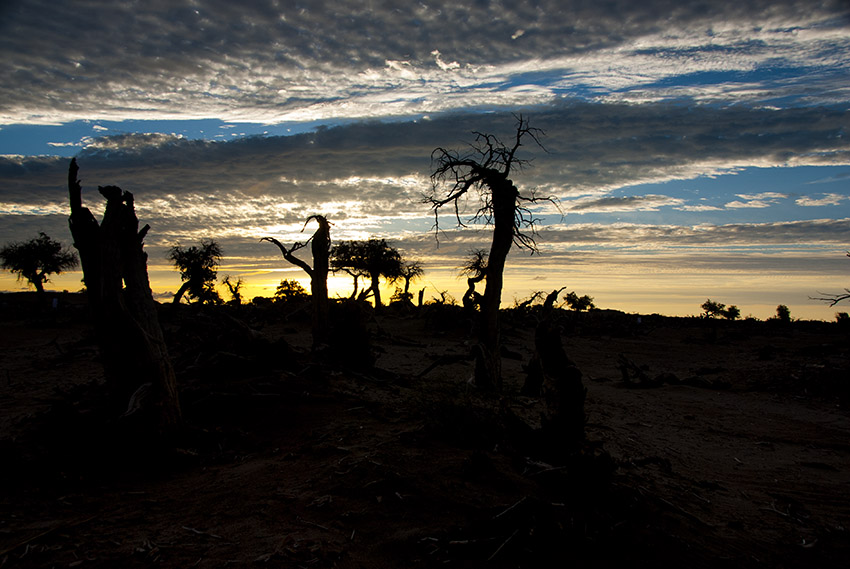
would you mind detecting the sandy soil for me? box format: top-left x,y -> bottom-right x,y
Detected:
1,293 -> 849,568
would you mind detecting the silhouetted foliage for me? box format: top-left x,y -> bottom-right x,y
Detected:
397,259 -> 425,303
564,291 -> 595,312
389,287 -> 412,305
0,232 -> 78,296
459,249 -> 488,313
701,299 -> 740,320
67,158 -> 180,438
775,304 -> 791,323
330,238 -> 403,307
427,115 -> 550,390
724,305 -> 741,320
701,299 -> 725,318
274,278 -> 308,301
168,240 -> 223,305
262,215 -> 331,346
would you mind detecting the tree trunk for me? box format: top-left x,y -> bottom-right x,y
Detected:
474,177 -> 517,391
349,273 -> 359,299
172,281 -> 191,304
370,272 -> 382,308
309,216 -> 330,346
68,159 -> 181,438
538,321 -> 586,452
262,217 -> 331,349
33,277 -> 45,296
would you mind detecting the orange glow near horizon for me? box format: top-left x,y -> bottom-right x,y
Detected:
2,259 -> 847,322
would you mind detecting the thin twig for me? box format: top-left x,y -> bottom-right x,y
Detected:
296,517 -> 330,531
182,526 -> 222,539
494,496 -> 528,520
488,529 -> 519,561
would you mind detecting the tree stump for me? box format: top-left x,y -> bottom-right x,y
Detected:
68,158 -> 181,438
522,289 -> 586,452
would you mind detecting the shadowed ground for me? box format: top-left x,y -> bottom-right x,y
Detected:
1,293 -> 848,567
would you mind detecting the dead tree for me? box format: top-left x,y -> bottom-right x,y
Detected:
67,158 -> 180,437
522,288 -> 586,450
261,215 -> 330,346
427,115 -> 549,391
811,251 -> 850,306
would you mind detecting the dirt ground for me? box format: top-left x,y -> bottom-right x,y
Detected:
1,292 -> 849,568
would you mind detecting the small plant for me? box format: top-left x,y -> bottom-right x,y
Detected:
390,286 -> 413,305
775,304 -> 791,323
564,291 -> 595,312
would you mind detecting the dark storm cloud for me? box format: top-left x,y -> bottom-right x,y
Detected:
1,103 -> 847,241
1,0 -> 847,123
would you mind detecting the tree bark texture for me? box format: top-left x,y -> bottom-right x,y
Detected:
68,158 -> 181,437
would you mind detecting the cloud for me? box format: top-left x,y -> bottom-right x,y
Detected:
1,1 -> 847,125
795,193 -> 848,206
518,218 -> 850,251
566,194 -> 685,213
724,191 -> 789,208
47,141 -> 83,148
0,102 -> 846,212
678,204 -> 724,212
1,102 -> 848,270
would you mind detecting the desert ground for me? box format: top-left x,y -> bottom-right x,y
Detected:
1,292 -> 849,568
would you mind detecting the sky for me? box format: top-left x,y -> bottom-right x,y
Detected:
1,0 -> 849,319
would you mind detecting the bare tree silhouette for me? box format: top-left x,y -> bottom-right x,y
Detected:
811,251 -> 850,306
67,158 -> 180,437
397,259 -> 425,302
222,275 -> 244,305
262,215 -> 331,346
427,115 -> 550,390
0,232 -> 78,298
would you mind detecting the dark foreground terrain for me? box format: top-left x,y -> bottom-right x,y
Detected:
1,292 -> 849,568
